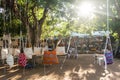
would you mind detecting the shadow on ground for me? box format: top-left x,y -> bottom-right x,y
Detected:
0,54 -> 120,80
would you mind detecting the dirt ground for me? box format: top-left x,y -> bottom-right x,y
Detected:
0,54 -> 120,80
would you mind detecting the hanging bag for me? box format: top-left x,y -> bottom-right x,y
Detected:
105,51 -> 113,64
56,47 -> 66,55
43,50 -> 59,64
24,47 -> 33,59
56,39 -> 66,55
18,53 -> 27,67
6,54 -> 14,68
1,48 -> 8,59
34,47 -> 42,56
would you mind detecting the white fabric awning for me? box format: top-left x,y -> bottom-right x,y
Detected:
71,32 -> 90,37
91,31 -> 110,36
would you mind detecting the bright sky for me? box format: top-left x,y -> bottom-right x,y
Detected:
77,2 -> 95,18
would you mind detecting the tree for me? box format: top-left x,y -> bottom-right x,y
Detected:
111,0 -> 120,41
2,0 -> 120,46
2,0 -> 62,48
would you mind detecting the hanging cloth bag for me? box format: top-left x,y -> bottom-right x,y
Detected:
18,53 -> 27,67
56,39 -> 66,55
105,51 -> 113,64
6,54 -> 14,68
1,48 -> 8,59
24,47 -> 33,59
43,50 -> 59,64
56,47 -> 66,55
34,47 -> 42,56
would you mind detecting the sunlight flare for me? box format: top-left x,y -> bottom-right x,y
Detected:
78,2 -> 95,17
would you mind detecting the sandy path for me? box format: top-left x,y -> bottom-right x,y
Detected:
0,54 -> 119,80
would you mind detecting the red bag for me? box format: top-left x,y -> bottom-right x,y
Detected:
43,50 -> 59,64
18,53 -> 27,67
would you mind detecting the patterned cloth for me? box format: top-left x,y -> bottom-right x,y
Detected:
18,53 -> 27,67
105,51 -> 113,64
43,50 -> 59,64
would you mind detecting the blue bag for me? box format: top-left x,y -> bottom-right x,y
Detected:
105,51 -> 113,64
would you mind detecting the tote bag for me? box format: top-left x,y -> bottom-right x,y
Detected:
105,51 -> 113,64
34,47 -> 41,56
56,47 -> 66,55
1,48 -> 8,59
6,54 -> 14,68
24,48 -> 33,59
18,53 -> 27,67
43,50 -> 59,64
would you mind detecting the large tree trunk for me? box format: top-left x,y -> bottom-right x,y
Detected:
5,0 -> 48,49
30,5 -> 48,49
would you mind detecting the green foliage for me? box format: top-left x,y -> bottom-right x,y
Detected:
0,0 -> 120,41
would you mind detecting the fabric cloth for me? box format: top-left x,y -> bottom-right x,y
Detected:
34,47 -> 41,56
105,51 -> 113,64
56,47 -> 66,55
6,54 -> 14,68
18,53 -> 27,67
1,48 -> 8,59
24,48 -> 33,59
43,50 -> 59,64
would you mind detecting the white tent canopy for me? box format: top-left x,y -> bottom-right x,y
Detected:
91,31 -> 110,36
71,32 -> 90,37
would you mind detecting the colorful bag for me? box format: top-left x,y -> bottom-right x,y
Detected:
18,53 -> 27,67
43,50 -> 59,64
105,51 -> 113,64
